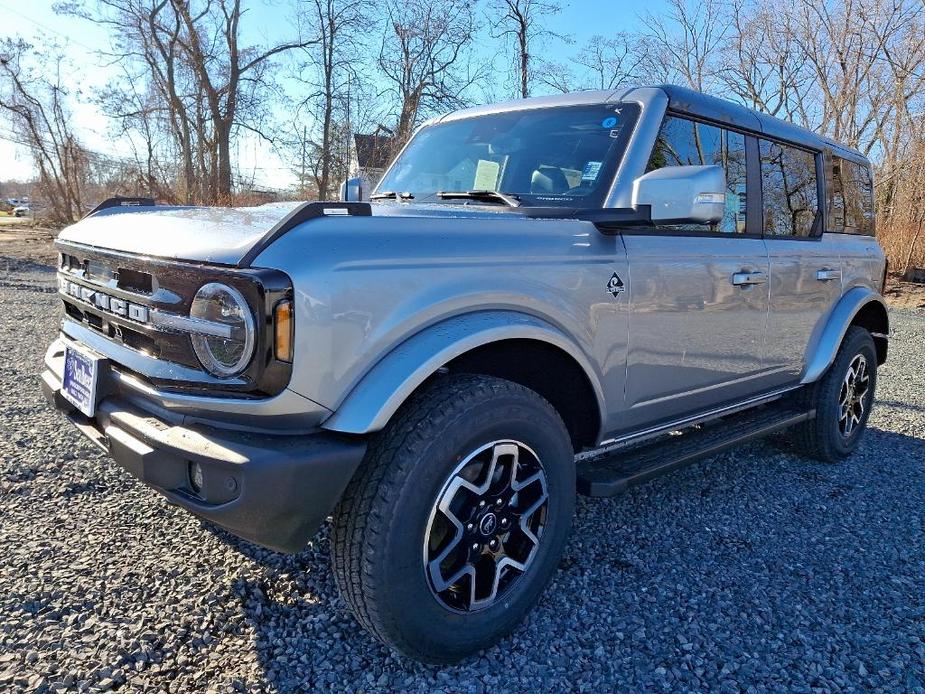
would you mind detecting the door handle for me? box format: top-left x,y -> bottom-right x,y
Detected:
732,271 -> 767,286
816,268 -> 841,282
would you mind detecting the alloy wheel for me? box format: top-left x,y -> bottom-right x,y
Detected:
423,440 -> 549,612
837,354 -> 870,437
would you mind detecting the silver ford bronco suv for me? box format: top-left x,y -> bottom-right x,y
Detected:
42,85 -> 888,663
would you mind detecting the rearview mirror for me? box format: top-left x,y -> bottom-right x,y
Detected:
632,165 -> 726,225
340,177 -> 367,202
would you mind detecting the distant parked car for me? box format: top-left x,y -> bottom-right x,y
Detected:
12,205 -> 30,217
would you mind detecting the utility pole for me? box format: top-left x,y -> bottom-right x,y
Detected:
346,73 -> 353,179
300,125 -> 307,197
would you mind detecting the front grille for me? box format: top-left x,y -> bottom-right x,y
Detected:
56,242 -> 293,396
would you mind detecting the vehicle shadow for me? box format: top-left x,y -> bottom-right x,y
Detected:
0,255 -> 57,273
207,426 -> 924,690
874,398 -> 925,414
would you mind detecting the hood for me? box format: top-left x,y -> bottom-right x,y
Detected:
57,203 -> 303,266
56,201 -> 518,266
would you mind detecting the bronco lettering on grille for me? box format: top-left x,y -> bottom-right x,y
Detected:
59,276 -> 150,324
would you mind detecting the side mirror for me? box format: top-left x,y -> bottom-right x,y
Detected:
632,165 -> 726,225
340,177 -> 366,202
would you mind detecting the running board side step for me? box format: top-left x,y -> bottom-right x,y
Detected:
576,404 -> 814,497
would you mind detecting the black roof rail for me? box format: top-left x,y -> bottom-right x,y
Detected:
85,196 -> 156,218
238,201 -> 372,268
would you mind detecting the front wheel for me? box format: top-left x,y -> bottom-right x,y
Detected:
331,374 -> 575,663
793,326 -> 878,462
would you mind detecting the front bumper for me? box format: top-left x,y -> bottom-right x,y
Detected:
41,364 -> 366,554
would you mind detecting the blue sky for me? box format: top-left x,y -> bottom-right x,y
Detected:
0,0 -> 666,186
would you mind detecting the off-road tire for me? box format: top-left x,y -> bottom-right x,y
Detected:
793,326 -> 877,463
331,373 -> 575,663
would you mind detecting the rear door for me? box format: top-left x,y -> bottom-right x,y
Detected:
758,140 -> 842,384
619,116 -> 771,433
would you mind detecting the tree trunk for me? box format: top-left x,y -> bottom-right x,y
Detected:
396,88 -> 422,149
519,27 -> 529,98
903,216 -> 925,276
216,118 -> 234,201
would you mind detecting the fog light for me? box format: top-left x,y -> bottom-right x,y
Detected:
189,461 -> 204,494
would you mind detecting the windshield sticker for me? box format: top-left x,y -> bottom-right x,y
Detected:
601,116 -> 618,128
582,161 -> 603,182
473,159 -> 501,190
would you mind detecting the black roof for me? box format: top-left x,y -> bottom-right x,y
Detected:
659,85 -> 868,165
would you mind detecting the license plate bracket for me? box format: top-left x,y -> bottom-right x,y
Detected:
62,343 -> 103,417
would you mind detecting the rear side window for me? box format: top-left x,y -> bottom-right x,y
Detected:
830,156 -> 875,235
647,115 -> 748,233
759,140 -> 819,237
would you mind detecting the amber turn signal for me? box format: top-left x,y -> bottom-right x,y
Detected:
274,300 -> 293,362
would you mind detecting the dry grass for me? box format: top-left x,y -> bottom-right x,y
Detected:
878,223 -> 925,273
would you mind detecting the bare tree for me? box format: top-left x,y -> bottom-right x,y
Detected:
378,0 -> 481,148
0,38 -> 87,223
169,0 -> 314,201
573,34 -> 648,91
638,0 -> 728,91
292,0 -> 369,200
96,65 -> 178,202
489,0 -> 564,98
716,0 -> 925,269
720,0 -> 925,158
535,34 -> 647,94
62,0 -> 313,204
721,0 -> 815,123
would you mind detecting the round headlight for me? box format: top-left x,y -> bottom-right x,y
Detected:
189,283 -> 255,378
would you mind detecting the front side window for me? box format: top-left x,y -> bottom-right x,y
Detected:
760,140 -> 819,237
376,103 -> 639,208
646,116 -> 748,233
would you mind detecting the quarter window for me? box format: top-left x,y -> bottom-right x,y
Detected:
830,156 -> 874,235
759,140 -> 819,237
647,115 -> 748,233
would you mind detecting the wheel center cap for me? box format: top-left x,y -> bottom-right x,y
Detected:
479,512 -> 498,536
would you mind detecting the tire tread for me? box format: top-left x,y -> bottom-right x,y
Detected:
331,373 -> 568,660
792,326 -> 876,463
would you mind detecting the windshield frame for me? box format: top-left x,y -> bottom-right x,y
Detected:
374,102 -> 642,210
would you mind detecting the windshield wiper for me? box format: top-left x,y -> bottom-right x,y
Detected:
435,190 -> 521,207
370,190 -> 414,201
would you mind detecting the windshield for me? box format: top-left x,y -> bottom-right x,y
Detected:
376,103 -> 640,208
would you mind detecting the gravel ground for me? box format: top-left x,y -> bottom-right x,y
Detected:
1,256 -> 924,693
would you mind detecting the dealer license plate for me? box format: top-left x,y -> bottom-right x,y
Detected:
62,344 -> 101,417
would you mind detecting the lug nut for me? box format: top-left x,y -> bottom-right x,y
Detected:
489,540 -> 498,550
479,500 -> 486,508
471,543 -> 480,552
501,517 -> 509,527
466,523 -> 474,531
495,498 -> 504,507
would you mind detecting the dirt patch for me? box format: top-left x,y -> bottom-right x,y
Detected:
884,276 -> 925,310
0,220 -> 57,268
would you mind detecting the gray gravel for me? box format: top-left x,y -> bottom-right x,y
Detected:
1,256 -> 924,693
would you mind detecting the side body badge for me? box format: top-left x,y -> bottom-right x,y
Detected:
606,272 -> 625,298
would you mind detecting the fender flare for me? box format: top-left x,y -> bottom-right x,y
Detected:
322,310 -> 607,436
801,287 -> 889,385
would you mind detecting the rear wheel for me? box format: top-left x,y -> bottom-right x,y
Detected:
331,374 -> 575,663
793,326 -> 877,462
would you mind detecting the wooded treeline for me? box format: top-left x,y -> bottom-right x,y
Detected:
0,0 -> 923,270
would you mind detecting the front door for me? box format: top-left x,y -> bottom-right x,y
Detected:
620,234 -> 770,432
